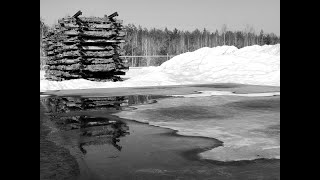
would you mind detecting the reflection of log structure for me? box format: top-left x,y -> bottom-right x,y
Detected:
50,115 -> 129,153
42,95 -> 130,153
79,116 -> 129,153
40,94 -> 168,155
42,96 -> 128,113
43,11 -> 128,81
41,95 -> 165,113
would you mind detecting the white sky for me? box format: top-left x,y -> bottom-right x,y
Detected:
40,0 -> 280,35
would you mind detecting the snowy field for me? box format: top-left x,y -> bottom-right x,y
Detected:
40,44 -> 280,92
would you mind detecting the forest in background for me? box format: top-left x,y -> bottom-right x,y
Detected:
41,18 -> 280,66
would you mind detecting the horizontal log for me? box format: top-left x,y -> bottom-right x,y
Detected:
45,70 -> 82,77
80,17 -> 123,24
82,58 -> 114,64
45,39 -> 125,46
81,31 -> 117,38
47,55 -> 74,61
44,37 -> 80,46
47,44 -> 80,54
81,46 -> 115,51
58,17 -> 123,24
46,63 -> 82,71
47,50 -> 81,58
61,23 -> 79,28
82,51 -> 115,57
60,23 -> 116,30
46,58 -> 82,65
47,45 -> 117,55
63,30 -> 81,36
44,36 -> 81,44
84,63 -> 116,72
82,39 -> 125,44
47,50 -> 118,60
45,36 -> 125,45
45,42 -> 65,49
58,30 -> 121,38
58,25 -> 124,32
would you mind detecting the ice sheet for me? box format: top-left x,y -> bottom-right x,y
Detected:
114,95 -> 280,162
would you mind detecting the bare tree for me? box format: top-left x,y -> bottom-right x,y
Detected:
221,24 -> 227,45
234,31 -> 237,47
244,24 -> 255,46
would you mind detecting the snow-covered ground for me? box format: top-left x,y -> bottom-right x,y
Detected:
40,44 -> 280,92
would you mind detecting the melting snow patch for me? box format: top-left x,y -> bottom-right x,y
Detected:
172,91 -> 280,98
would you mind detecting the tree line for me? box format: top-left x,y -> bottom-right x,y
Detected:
123,24 -> 279,56
40,18 -> 280,66
122,24 -> 279,65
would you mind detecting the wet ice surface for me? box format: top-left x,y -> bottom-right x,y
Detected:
172,90 -> 280,97
115,93 -> 280,161
40,89 -> 280,179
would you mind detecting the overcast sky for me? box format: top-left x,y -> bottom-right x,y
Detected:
40,0 -> 280,35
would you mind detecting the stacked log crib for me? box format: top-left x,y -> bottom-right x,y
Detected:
43,11 -> 128,81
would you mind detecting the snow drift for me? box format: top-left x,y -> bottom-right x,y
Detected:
40,44 -> 280,91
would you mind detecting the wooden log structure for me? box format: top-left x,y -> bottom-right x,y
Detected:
43,11 -> 128,81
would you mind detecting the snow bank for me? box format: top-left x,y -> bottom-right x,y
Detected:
40,44 -> 280,91
157,44 -> 280,86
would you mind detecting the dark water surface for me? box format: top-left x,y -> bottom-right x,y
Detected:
40,94 -> 279,180
40,103 -> 80,180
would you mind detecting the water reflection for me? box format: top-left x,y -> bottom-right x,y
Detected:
42,95 -> 169,155
42,96 -> 126,113
50,114 -> 129,154
79,116 -> 130,154
42,95 -> 168,113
